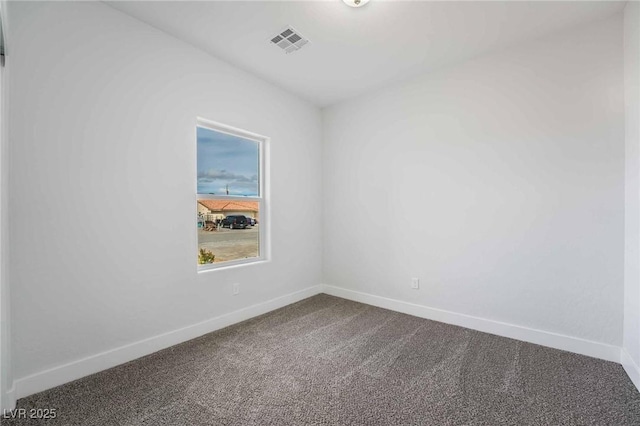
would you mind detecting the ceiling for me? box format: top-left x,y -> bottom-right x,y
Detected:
106,0 -> 626,107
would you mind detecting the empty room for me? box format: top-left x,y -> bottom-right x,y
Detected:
0,0 -> 639,424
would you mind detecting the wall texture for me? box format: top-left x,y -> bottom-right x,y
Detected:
0,0 -> 11,410
7,1 -> 322,383
323,16 -> 625,346
623,0 -> 640,385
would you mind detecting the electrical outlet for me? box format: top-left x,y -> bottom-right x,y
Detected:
411,278 -> 420,290
232,283 -> 240,295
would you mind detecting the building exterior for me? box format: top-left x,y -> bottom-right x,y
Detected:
197,200 -> 259,223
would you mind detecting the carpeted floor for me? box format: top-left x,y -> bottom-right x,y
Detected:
4,294 -> 640,425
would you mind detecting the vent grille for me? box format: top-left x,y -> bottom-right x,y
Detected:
270,26 -> 309,54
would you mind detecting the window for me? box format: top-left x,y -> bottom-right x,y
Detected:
196,119 -> 267,270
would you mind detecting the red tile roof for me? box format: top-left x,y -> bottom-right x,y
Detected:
198,200 -> 259,212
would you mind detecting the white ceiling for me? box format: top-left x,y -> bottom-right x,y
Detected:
106,0 -> 626,107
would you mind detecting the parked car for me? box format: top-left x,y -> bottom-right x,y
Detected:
222,215 -> 248,229
247,217 -> 256,226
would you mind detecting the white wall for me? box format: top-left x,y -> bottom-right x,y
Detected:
0,0 -> 13,411
7,0 -> 322,390
0,0 -> 11,411
623,0 -> 640,389
323,16 -> 625,347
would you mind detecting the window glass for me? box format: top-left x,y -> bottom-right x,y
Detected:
196,123 -> 265,269
197,126 -> 259,196
198,202 -> 260,264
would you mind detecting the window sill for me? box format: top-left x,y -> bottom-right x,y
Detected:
197,257 -> 269,273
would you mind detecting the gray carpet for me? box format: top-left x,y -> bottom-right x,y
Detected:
4,294 -> 640,425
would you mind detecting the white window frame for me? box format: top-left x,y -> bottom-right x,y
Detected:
196,117 -> 269,271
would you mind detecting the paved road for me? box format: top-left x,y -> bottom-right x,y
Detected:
198,226 -> 258,244
198,226 -> 259,263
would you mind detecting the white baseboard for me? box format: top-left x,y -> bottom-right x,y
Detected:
14,285 -> 323,400
621,348 -> 640,392
322,285 -> 621,363
10,284 -> 636,402
1,385 -> 16,413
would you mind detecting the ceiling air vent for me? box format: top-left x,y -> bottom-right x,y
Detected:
270,26 -> 309,54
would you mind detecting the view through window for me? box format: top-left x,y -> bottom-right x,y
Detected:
197,121 -> 265,269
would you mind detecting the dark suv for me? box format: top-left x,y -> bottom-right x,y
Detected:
221,215 -> 248,229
